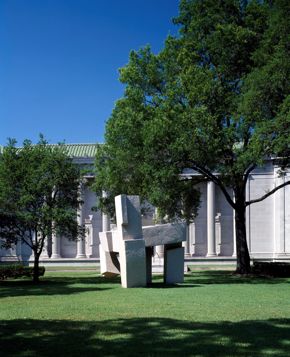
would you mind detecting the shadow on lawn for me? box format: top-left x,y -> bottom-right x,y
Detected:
1,270 -> 287,298
185,270 -> 289,285
0,275 -> 120,298
1,317 -> 290,357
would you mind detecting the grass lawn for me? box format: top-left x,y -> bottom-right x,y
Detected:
1,270 -> 290,356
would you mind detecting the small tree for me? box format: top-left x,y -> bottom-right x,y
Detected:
94,0 -> 290,274
0,137 -> 85,283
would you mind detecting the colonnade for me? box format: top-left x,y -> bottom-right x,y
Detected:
99,182 -> 234,259
42,183 -> 95,259
185,181 -> 236,257
43,181 -> 237,259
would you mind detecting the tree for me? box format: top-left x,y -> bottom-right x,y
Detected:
0,137 -> 85,283
94,0 -> 290,274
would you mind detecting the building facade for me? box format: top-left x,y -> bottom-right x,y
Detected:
0,143 -> 289,263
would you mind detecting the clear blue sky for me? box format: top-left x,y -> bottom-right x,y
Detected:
0,0 -> 179,146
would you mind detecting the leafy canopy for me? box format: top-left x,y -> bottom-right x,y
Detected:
94,0 -> 290,220
0,136 -> 84,255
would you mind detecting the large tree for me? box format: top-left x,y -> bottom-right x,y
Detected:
94,0 -> 290,274
0,137 -> 85,282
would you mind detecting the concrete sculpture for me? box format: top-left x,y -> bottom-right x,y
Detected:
99,194 -> 186,288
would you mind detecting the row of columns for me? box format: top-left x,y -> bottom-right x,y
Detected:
48,215 -> 93,259
45,183 -> 89,259
98,173 -> 290,259
48,182 -> 233,259
100,183 -> 232,259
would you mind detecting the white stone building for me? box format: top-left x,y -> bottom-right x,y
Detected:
0,143 -> 289,263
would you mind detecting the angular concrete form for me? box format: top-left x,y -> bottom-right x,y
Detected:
119,239 -> 147,288
115,194 -> 143,240
164,244 -> 185,284
99,194 -> 186,288
99,243 -> 120,277
143,223 -> 186,247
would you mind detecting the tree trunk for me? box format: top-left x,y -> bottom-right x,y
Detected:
235,205 -> 251,274
33,251 -> 40,284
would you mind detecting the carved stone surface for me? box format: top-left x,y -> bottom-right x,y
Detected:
119,239 -> 147,288
164,244 -> 185,284
115,194 -> 143,241
143,223 -> 186,247
99,244 -> 120,277
99,194 -> 186,288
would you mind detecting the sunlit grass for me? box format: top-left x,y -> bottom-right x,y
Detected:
1,270 -> 290,356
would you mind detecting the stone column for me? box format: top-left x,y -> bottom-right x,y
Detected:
16,240 -> 22,261
102,191 -> 111,231
215,213 -> 221,256
154,207 -> 164,259
102,212 -> 110,232
51,187 -> 61,259
51,229 -> 61,258
183,224 -> 191,257
232,193 -> 237,257
274,168 -> 286,257
85,217 -> 93,258
41,238 -> 50,259
188,222 -> 196,256
40,230 -> 52,259
155,245 -> 164,258
76,183 -> 86,258
207,181 -> 216,257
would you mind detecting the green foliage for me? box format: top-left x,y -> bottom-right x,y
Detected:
0,264 -> 45,280
252,261 -> 290,277
0,136 -> 85,281
95,0 -> 289,211
94,1 -> 290,272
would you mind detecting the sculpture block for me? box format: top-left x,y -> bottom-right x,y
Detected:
143,223 -> 186,247
119,239 -> 147,288
99,194 -> 186,288
115,194 -> 143,240
99,244 -> 120,277
164,244 -> 185,284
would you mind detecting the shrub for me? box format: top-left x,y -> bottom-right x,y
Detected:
0,264 -> 45,280
252,262 -> 290,277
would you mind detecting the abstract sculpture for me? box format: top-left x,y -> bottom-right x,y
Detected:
99,194 -> 186,288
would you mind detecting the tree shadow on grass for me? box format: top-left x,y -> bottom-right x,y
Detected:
0,275 -> 120,298
1,270 -> 287,299
185,270 -> 290,285
1,317 -> 290,357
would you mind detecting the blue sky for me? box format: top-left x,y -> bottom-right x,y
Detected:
0,0 -> 179,146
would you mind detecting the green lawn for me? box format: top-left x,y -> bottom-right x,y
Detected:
1,270 -> 290,356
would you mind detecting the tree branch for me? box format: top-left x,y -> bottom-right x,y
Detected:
22,236 -> 33,250
246,180 -> 290,206
243,163 -> 256,189
184,160 -> 236,209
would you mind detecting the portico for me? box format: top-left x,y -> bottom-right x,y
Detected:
1,143 -> 289,264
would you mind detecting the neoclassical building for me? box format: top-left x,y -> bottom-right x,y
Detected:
0,143 -> 289,263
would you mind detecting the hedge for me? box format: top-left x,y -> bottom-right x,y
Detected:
0,264 -> 45,280
252,261 -> 290,277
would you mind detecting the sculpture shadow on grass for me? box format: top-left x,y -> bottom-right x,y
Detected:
1,270 -> 287,299
0,274 -> 200,298
1,317 -> 289,357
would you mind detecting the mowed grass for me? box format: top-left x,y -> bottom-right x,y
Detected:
1,270 -> 290,357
